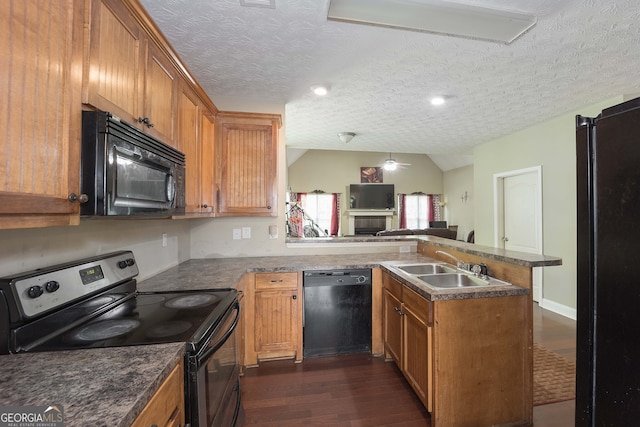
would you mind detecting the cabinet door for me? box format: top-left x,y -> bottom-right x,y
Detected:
254,289 -> 298,354
178,84 -> 201,213
200,113 -> 215,214
216,113 -> 279,217
403,305 -> 431,411
0,0 -> 84,228
131,360 -> 185,427
143,41 -> 177,145
84,0 -> 144,126
383,289 -> 403,365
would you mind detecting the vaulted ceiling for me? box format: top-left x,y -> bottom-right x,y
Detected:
140,0 -> 640,170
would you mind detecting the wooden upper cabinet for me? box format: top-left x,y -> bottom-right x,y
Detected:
200,113 -> 216,214
143,41 -> 178,145
84,0 -> 178,146
216,112 -> 281,217
178,84 -> 202,214
83,0 -> 144,124
0,0 -> 84,229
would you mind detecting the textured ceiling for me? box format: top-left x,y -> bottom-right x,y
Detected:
140,0 -> 640,170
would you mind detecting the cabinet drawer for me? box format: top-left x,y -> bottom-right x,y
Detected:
383,273 -> 403,300
255,272 -> 298,290
403,287 -> 432,325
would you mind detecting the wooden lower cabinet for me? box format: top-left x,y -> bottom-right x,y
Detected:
383,288 -> 403,366
244,272 -> 302,366
402,287 -> 432,413
382,271 -> 529,427
131,359 -> 184,427
383,273 -> 433,411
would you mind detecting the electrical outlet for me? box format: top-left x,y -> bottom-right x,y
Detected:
242,227 -> 251,239
232,228 -> 242,240
162,233 -> 168,247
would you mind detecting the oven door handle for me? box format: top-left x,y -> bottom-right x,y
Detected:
196,300 -> 240,366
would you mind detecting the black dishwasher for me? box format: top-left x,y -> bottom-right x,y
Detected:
303,269 -> 372,357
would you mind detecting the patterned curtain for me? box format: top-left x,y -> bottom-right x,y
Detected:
431,194 -> 442,221
330,193 -> 340,236
398,194 -> 407,228
426,194 -> 434,222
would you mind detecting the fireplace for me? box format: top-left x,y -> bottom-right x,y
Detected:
348,210 -> 394,235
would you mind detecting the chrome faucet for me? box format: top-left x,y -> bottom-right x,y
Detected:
435,250 -> 470,270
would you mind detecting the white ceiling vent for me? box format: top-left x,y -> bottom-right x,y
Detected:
239,0 -> 276,9
327,0 -> 536,44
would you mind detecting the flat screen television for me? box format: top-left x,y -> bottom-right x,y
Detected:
349,184 -> 395,209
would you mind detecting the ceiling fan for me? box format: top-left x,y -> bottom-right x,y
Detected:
381,153 -> 410,171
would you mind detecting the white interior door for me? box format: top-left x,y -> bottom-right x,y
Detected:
494,167 -> 543,302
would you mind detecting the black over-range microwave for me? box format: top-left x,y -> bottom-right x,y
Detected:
81,111 -> 185,217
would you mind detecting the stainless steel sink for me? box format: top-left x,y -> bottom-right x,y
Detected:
417,273 -> 490,288
398,263 -> 457,275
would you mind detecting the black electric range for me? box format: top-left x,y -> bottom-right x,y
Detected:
0,251 -> 243,427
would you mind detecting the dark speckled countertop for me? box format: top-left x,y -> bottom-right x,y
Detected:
287,235 -> 562,268
0,343 -> 184,427
138,251 -> 529,301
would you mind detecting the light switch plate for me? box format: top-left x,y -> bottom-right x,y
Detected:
242,227 -> 251,239
269,225 -> 278,239
233,228 -> 242,240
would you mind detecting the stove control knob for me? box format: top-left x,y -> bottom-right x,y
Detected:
126,258 -> 135,267
45,281 -> 60,293
27,285 -> 44,299
118,260 -> 128,269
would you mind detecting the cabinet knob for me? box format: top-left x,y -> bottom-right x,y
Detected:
68,193 -> 88,203
202,203 -> 208,208
137,117 -> 154,128
292,294 -> 297,300
267,205 -> 272,210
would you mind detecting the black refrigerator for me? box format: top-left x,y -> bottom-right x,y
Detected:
576,96 -> 640,426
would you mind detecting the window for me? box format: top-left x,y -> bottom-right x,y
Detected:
302,194 -> 335,235
404,194 -> 430,229
399,193 -> 441,229
287,192 -> 341,237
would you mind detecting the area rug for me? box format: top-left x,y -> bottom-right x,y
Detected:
533,343 -> 576,406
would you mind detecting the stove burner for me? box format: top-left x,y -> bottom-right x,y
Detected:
146,321 -> 193,338
135,294 -> 167,306
78,295 -> 120,309
164,294 -> 218,309
70,319 -> 141,342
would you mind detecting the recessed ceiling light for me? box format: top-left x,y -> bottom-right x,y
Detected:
311,85 -> 329,96
430,97 -> 446,106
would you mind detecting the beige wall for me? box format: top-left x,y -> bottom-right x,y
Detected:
288,150 -> 443,234
473,95 -> 623,315
443,165 -> 474,241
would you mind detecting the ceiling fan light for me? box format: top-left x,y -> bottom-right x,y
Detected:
383,159 -> 397,171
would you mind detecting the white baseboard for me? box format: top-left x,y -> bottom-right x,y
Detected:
539,298 -> 576,320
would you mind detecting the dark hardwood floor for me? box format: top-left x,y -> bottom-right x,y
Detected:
240,303 -> 576,426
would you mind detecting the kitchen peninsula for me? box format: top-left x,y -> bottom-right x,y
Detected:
0,237 -> 561,426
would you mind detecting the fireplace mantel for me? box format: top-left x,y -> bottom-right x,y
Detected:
348,210 -> 395,234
